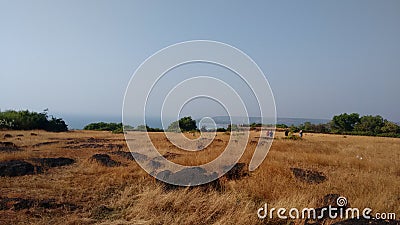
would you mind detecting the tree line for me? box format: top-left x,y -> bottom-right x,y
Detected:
281,113 -> 400,138
84,114 -> 399,138
0,110 -> 68,132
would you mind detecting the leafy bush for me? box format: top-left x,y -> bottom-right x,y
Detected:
167,117 -> 197,132
283,113 -> 399,138
380,120 -> 400,134
330,113 -> 360,133
0,110 -> 68,132
276,124 -> 288,129
299,122 -> 330,133
112,127 -> 124,134
354,115 -> 384,134
289,125 -> 300,133
84,122 -> 122,132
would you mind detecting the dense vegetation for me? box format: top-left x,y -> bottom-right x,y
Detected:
84,113 -> 399,138
167,116 -> 197,132
289,113 -> 400,138
0,110 -> 68,132
83,123 -> 163,133
83,122 -> 123,133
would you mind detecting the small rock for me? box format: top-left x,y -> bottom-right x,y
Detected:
165,167 -> 217,186
30,157 -> 75,168
147,159 -> 162,169
290,167 -> 327,184
90,154 -> 121,167
111,151 -> 148,161
3,134 -> 12,138
0,142 -> 19,152
156,169 -> 222,192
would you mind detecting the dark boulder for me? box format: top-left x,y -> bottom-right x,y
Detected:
147,159 -> 162,169
111,151 -> 148,162
159,167 -> 218,186
3,134 -> 12,138
111,151 -> 134,160
30,157 -> 75,168
0,160 -> 36,177
156,169 -> 222,192
0,142 -> 19,152
290,167 -> 327,184
223,163 -> 248,180
90,154 -> 121,167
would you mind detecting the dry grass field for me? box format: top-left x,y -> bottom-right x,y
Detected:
0,130 -> 399,225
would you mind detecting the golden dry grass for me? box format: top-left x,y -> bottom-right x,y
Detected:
0,130 -> 399,224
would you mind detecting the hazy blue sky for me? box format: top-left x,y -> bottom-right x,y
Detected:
1,0 -> 400,126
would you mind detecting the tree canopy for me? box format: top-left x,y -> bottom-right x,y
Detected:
167,116 -> 197,132
330,113 -> 360,133
0,110 -> 68,132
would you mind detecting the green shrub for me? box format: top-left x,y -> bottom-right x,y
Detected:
0,110 -> 68,132
84,122 -> 122,132
216,127 -> 227,132
167,116 -> 197,132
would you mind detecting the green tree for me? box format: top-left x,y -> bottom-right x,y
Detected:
303,122 -> 312,131
0,110 -> 68,132
289,125 -> 299,133
380,120 -> 400,134
46,117 -> 68,132
167,116 -> 197,132
354,115 -> 384,134
330,113 -> 360,133
84,122 -> 122,132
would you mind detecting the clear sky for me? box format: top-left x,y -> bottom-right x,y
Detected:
1,0 -> 400,125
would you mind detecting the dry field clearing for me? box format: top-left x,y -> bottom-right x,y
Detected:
0,130 -> 399,225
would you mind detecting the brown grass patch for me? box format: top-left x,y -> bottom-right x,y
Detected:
0,130 -> 398,224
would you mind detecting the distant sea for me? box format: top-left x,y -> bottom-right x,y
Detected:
64,114 -> 330,130
63,114 -> 122,130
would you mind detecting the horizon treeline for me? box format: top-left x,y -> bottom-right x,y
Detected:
0,110 -> 68,132
1,109 -> 399,138
272,113 -> 399,138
